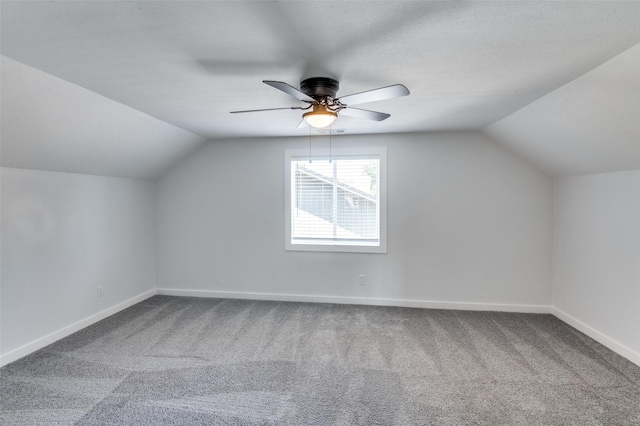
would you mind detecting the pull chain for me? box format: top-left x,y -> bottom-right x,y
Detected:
309,121 -> 312,163
329,121 -> 332,163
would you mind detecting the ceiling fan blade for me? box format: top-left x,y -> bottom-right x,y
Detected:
337,84 -> 410,106
339,107 -> 390,122
263,80 -> 315,102
230,107 -> 304,114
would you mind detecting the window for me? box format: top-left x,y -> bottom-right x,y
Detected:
284,147 -> 387,253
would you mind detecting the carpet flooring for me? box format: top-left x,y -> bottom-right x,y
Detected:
1,296 -> 639,425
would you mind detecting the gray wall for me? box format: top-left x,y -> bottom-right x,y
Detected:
1,168 -> 156,361
156,131 -> 554,308
553,170 -> 640,364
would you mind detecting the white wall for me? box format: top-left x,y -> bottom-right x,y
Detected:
553,170 -> 640,364
0,167 -> 156,364
156,132 -> 553,310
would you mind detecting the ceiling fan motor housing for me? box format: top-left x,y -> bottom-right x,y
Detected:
300,77 -> 340,99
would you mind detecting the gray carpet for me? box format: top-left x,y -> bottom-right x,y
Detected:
1,296 -> 639,425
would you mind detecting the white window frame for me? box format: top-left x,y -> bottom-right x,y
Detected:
284,147 -> 387,254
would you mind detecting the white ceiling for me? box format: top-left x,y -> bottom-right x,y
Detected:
2,1 -> 640,139
1,1 -> 639,179
1,56 -> 205,180
485,43 -> 640,177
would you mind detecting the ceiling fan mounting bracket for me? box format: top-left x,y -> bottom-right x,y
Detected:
300,77 -> 340,99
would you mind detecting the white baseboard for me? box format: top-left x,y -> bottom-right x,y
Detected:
0,289 -> 156,367
551,307 -> 640,367
4,288 -> 637,369
156,288 -> 552,314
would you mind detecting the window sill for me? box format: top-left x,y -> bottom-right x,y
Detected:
285,242 -> 387,254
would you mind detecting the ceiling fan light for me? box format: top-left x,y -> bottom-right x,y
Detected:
303,110 -> 337,128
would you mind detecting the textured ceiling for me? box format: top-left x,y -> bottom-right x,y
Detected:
2,1 -> 640,140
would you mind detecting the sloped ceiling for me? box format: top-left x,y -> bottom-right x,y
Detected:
484,43 -> 640,177
1,57 -> 205,180
1,1 -> 639,178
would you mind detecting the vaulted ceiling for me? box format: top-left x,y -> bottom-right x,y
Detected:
1,1 -> 639,178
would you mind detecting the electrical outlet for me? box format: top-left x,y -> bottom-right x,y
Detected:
359,274 -> 366,286
97,286 -> 103,298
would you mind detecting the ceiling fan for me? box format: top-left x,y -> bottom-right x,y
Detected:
230,77 -> 409,128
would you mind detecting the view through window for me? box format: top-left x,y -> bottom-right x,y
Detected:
285,148 -> 386,253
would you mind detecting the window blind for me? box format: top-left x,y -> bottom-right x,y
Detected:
290,156 -> 380,246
